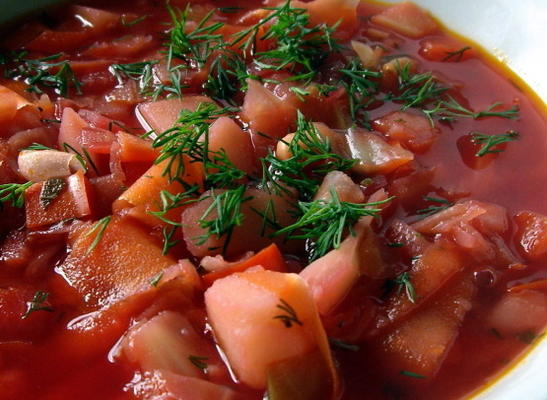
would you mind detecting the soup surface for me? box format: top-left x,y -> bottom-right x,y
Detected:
0,1 -> 546,399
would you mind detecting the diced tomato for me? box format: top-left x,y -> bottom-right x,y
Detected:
240,79 -> 297,156
377,275 -> 474,379
514,211 -> 547,261
202,244 -> 287,287
25,171 -> 95,229
373,111 -> 439,153
371,2 -> 438,39
488,290 -> 547,336
314,171 -> 364,203
57,215 -> 175,307
115,132 -> 157,163
419,37 -> 476,62
205,269 -> 338,394
347,128 -> 414,174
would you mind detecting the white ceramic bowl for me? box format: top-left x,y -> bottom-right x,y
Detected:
381,1 -> 547,399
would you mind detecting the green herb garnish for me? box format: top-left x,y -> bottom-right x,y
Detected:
274,189 -> 392,261
394,272 -> 417,303
188,355 -> 209,372
416,196 -> 454,218
273,298 -> 303,328
83,216 -> 112,255
471,130 -> 519,157
22,291 -> 54,319
400,370 -> 426,379
0,181 -> 33,208
40,178 -> 66,208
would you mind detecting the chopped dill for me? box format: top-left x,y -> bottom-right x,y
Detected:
188,355 -> 209,372
274,189 -> 393,261
394,272 -> 417,303
471,130 -> 520,157
416,196 -> 454,218
0,181 -> 33,208
22,291 -> 54,319
273,298 -> 303,328
83,216 -> 112,255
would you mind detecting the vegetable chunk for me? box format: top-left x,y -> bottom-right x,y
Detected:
205,269 -> 338,395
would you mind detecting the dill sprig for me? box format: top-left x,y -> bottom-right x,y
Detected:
22,291 -> 54,319
442,46 -> 472,62
471,130 -> 520,157
150,185 -> 201,226
415,196 -> 454,218
340,58 -> 382,127
0,181 -> 33,208
273,298 -> 303,328
62,143 -> 99,175
24,143 -> 54,151
231,0 -> 340,81
188,355 -> 209,372
387,64 -> 447,110
394,272 -> 417,303
83,216 -> 112,255
2,52 -> 82,97
274,189 -> 392,261
152,102 -> 227,182
262,111 -> 354,200
109,61 -> 157,94
204,50 -> 249,103
196,186 -> 253,252
424,96 -> 520,123
167,5 -> 225,68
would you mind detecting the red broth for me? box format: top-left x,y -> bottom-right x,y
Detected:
0,1 -> 546,399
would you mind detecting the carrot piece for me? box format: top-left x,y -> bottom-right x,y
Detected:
25,171 -> 95,229
116,131 -> 158,163
202,244 -> 286,287
419,38 -> 476,62
57,215 -> 175,307
0,85 -> 31,126
113,159 -> 203,227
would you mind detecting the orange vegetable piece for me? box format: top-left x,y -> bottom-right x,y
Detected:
514,211 -> 547,261
57,215 -> 175,307
202,243 -> 287,287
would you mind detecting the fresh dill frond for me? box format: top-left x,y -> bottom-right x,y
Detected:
204,50 -> 249,103
442,46 -> 472,62
415,196 -> 454,218
339,58 -> 382,127
188,355 -> 209,372
394,272 -> 417,303
387,64 -> 447,110
424,96 -> 520,123
22,291 -> 54,319
262,111 -> 354,200
161,225 -> 180,255
150,185 -> 201,226
231,0 -> 340,81
24,143 -> 54,151
273,298 -> 303,328
109,61 -> 158,94
152,102 -> 227,182
167,5 -> 225,68
3,52 -> 82,97
274,189 -> 392,261
0,181 -> 33,208
204,149 -> 247,189
62,143 -> 99,174
83,216 -> 112,255
471,130 -> 520,157
196,186 -> 253,252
